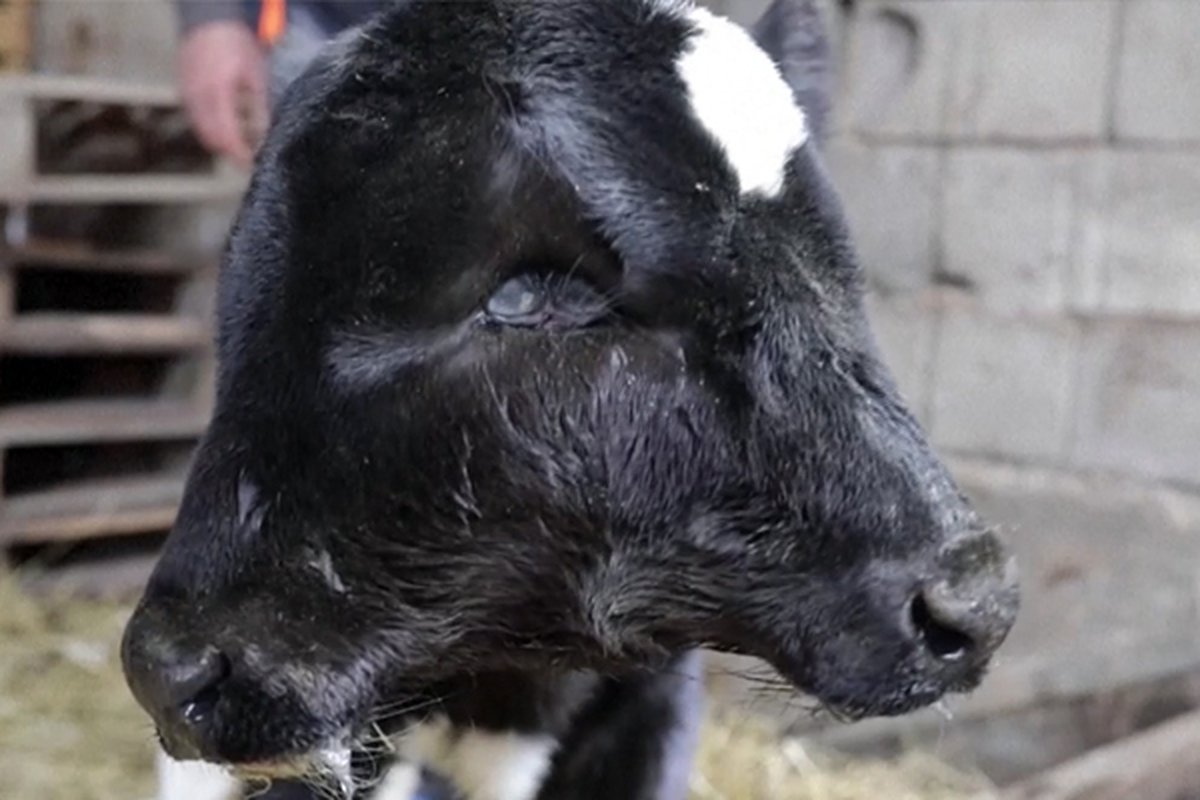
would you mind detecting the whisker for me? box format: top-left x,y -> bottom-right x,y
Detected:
243,777 -> 274,799
563,252 -> 587,284
367,693 -> 444,718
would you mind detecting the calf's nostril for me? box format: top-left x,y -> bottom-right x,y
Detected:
159,646 -> 231,719
909,593 -> 974,662
180,682 -> 223,726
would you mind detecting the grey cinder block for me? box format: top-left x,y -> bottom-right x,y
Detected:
1071,320 -> 1200,486
843,0 -> 1119,142
1114,0 -> 1200,143
825,141 -> 941,293
930,310 -> 1079,461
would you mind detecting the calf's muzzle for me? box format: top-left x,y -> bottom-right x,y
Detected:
908,532 -> 1019,670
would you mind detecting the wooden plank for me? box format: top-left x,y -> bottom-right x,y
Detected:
992,708 -> 1200,800
0,399 -> 208,446
3,505 -> 178,544
0,473 -> 185,543
5,238 -> 209,274
0,92 -> 34,190
0,73 -> 179,106
18,550 -> 160,599
0,173 -> 248,204
1,313 -> 211,354
0,261 -> 12,328
2,505 -> 177,543
3,472 -> 185,520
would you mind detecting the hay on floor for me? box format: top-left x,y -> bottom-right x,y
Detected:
692,713 -> 991,800
0,574 -> 991,800
0,578 -> 155,800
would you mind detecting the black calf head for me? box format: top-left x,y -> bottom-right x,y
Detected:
124,0 -> 1017,772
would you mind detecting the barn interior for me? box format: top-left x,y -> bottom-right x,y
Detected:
2,1 -> 1199,799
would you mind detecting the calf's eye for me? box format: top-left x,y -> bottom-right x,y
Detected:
487,276 -> 546,322
484,272 -> 612,330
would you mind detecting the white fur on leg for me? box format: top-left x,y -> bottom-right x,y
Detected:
397,716 -> 558,800
155,750 -> 240,800
676,5 -> 809,197
370,761 -> 423,800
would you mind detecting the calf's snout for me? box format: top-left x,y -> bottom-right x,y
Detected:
122,611 -> 231,759
907,532 -> 1019,671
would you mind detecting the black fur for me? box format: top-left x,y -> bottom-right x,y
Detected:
123,2 -> 1017,798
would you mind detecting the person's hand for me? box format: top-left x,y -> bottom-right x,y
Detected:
178,21 -> 269,168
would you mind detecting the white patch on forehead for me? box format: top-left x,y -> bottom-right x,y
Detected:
155,751 -> 238,800
396,716 -> 557,800
675,6 -> 808,197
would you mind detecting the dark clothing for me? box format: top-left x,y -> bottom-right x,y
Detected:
177,0 -> 388,35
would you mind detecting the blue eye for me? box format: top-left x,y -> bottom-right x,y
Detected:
484,271 -> 613,330
487,276 -> 545,321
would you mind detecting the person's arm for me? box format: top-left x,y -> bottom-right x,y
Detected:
176,0 -> 269,167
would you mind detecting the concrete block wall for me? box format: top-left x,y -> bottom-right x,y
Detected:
822,0 -> 1200,492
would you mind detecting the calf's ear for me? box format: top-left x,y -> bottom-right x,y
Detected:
750,0 -> 833,143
